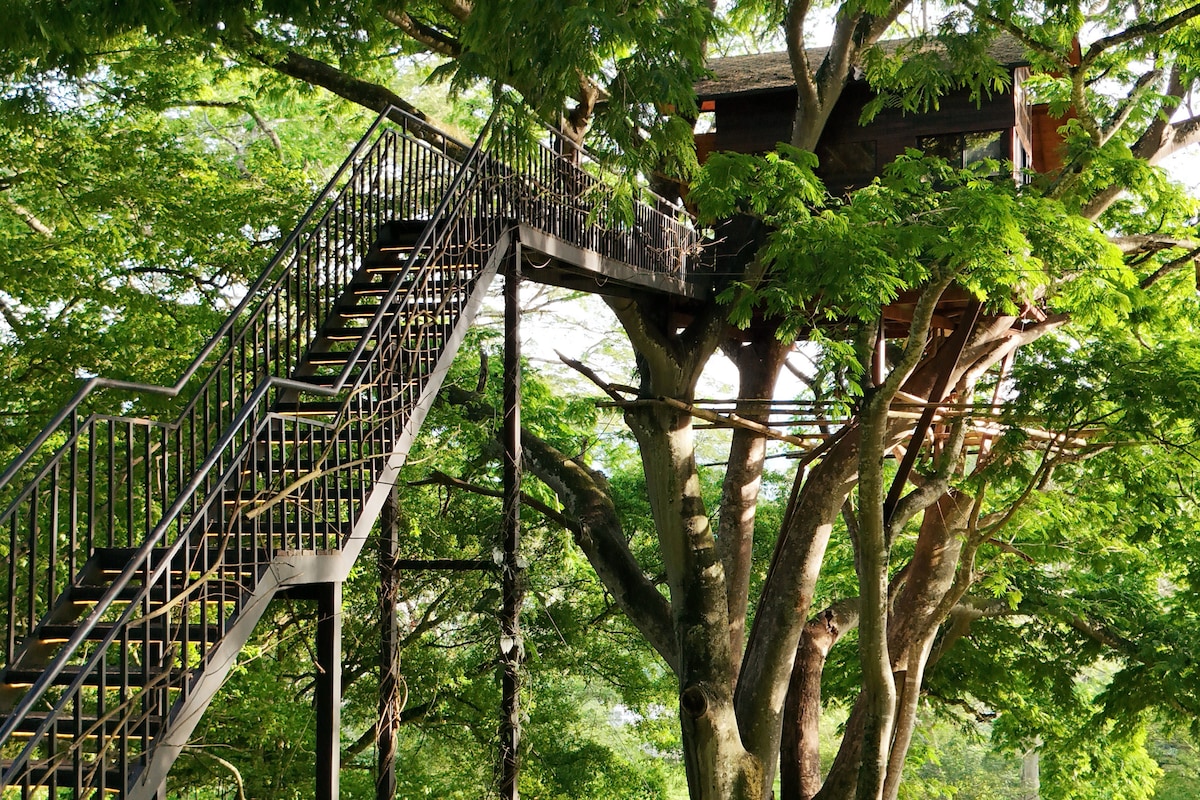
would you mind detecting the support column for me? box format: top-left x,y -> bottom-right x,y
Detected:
378,489 -> 401,800
498,246 -> 525,800
316,581 -> 342,800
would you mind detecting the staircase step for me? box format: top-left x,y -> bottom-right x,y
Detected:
272,401 -> 344,417
319,327 -> 377,342
39,622 -> 222,645
377,219 -> 429,246
316,328 -> 445,350
347,283 -> 391,297
68,584 -> 166,604
305,350 -> 373,366
69,579 -> 244,605
7,712 -> 163,738
92,547 -> 271,575
0,759 -> 124,792
287,374 -> 356,389
334,301 -> 459,319
251,460 -> 368,475
3,665 -> 184,688
363,255 -> 478,273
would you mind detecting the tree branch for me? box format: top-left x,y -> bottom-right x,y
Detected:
380,8 -> 462,57
1139,246 -> 1200,290
255,47 -> 428,122
1100,68 -> 1163,146
3,197 -> 54,236
1081,3 -> 1200,67
438,0 -> 473,22
556,350 -> 629,403
521,429 -> 679,672
1112,234 -> 1200,254
410,469 -> 581,533
174,100 -> 284,155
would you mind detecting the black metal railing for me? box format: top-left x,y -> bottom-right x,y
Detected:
486,125 -> 703,276
0,109 -> 470,666
0,103 -> 705,796
0,107 -> 482,795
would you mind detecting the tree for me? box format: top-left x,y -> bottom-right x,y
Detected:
5,2 -> 1200,800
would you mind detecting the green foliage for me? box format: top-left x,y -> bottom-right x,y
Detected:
0,43 -> 366,459
859,29 -> 1013,122
692,145 -> 1127,382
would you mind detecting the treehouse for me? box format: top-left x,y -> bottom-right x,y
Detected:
693,36 -> 1071,338
694,36 -> 1070,193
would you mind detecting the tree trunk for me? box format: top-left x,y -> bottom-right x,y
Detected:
628,400 -> 765,799
781,602 -> 859,800
718,334 -> 791,678
607,292 -> 765,797
736,432 -> 862,792
853,391 -> 898,800
1020,746 -> 1040,800
817,489 -> 975,799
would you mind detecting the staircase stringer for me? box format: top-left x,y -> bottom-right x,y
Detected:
127,232 -> 512,800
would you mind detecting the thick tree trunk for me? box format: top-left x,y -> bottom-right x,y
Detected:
814,697 -> 867,800
607,293 -> 766,798
718,335 -> 791,678
628,400 -> 765,799
736,432 -> 862,792
781,602 -> 859,800
818,489 -> 975,799
782,625 -> 829,800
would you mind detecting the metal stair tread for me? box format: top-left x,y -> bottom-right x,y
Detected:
6,711 -> 164,737
38,621 -> 223,644
305,349 -> 373,365
69,579 -> 245,605
0,758 -> 123,791
272,401 -> 345,416
3,664 -> 186,688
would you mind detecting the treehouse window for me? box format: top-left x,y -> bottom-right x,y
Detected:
918,130 -> 1006,167
816,139 -> 877,176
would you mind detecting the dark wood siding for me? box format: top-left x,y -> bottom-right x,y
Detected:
707,82 -> 1019,188
712,94 -> 794,154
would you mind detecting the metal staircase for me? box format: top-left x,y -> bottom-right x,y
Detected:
0,107 -> 702,797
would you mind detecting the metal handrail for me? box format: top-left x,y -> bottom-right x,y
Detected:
0,107 -> 465,496
0,107 -> 503,792
0,99 -> 706,794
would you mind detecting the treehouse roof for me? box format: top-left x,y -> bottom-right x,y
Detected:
696,34 -> 1028,100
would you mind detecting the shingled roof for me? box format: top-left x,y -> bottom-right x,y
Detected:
696,35 -> 1028,99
